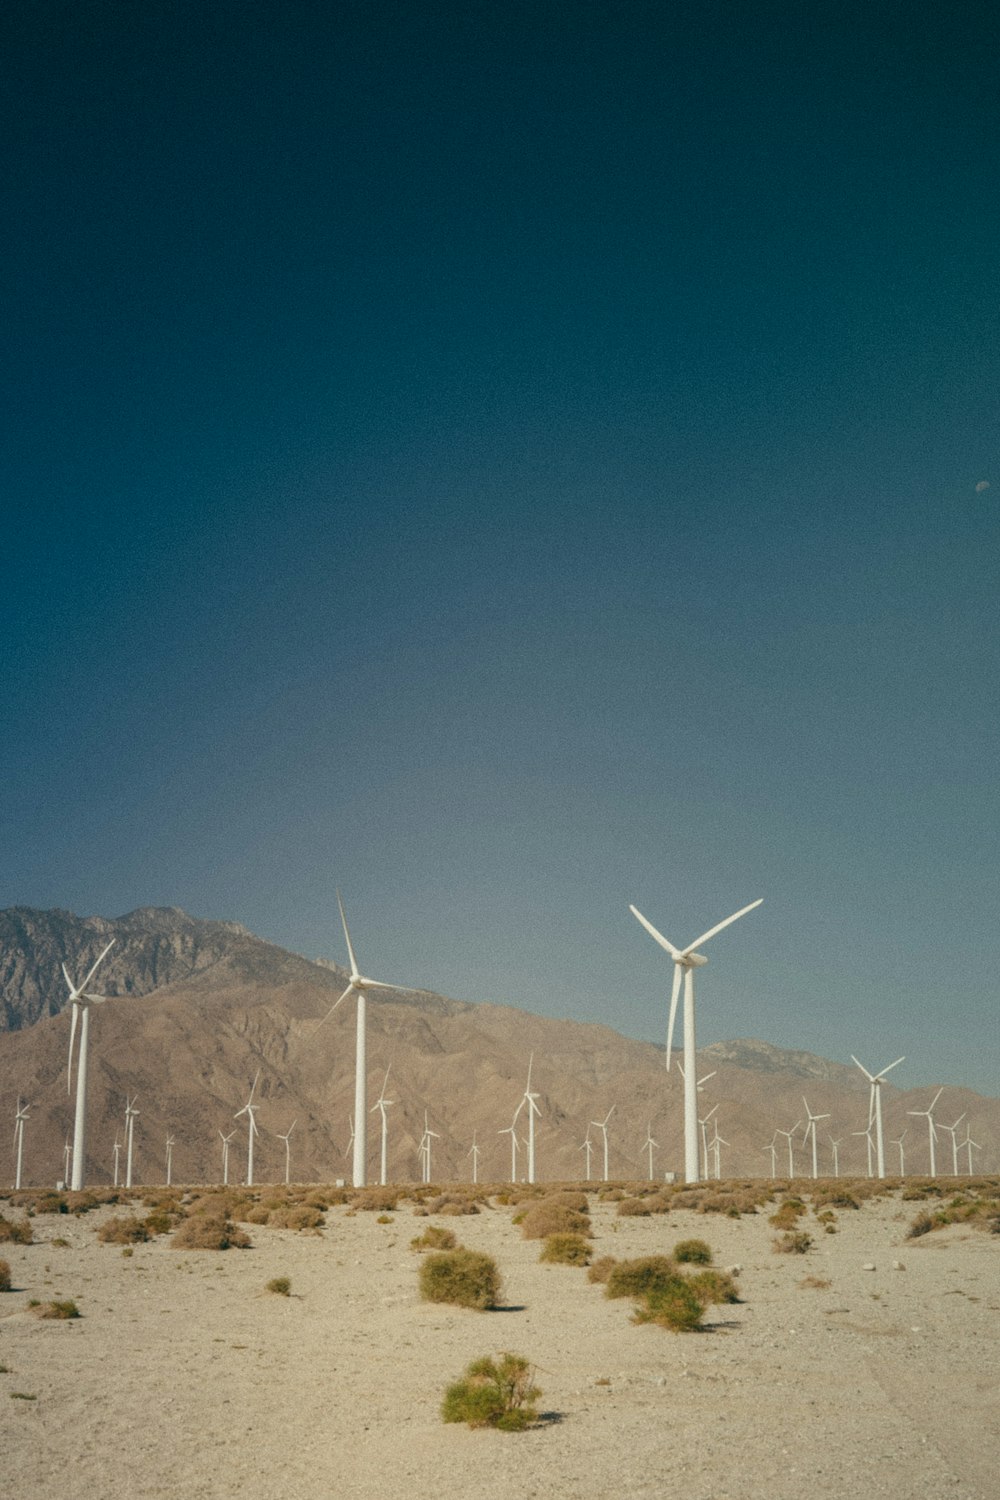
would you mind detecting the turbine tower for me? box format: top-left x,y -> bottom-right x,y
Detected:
235,1071 -> 261,1187
124,1096 -> 139,1188
579,1128 -> 594,1181
829,1135 -> 843,1178
888,1129 -> 906,1176
801,1097 -> 831,1180
419,1111 -> 440,1184
591,1107 -> 614,1182
959,1132 -> 981,1174
851,1055 -> 904,1179
520,1055 -> 541,1185
276,1120 -> 296,1185
13,1099 -> 29,1190
370,1067 -> 394,1186
499,1118 -> 521,1183
775,1121 -> 800,1177
63,939 -> 115,1190
907,1088 -> 943,1176
630,897 -> 762,1182
938,1112 -> 967,1177
219,1129 -> 235,1186
315,893 -> 402,1189
112,1131 -> 122,1188
165,1134 -> 175,1187
467,1132 -> 480,1185
642,1123 -> 658,1181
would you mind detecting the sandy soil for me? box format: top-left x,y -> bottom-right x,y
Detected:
1,1188 -> 997,1500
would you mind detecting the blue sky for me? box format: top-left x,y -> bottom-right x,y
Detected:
2,3 -> 997,1092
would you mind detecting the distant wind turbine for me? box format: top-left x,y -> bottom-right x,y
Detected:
124,1096 -> 139,1188
697,1103 -> 719,1180
763,1135 -> 778,1179
907,1088 -> 943,1177
370,1067 -> 394,1186
467,1132 -> 480,1185
591,1107 -> 614,1183
520,1056 -> 541,1185
235,1072 -> 261,1186
419,1111 -> 440,1184
62,1135 -> 72,1185
63,939 -> 115,1190
13,1099 -> 29,1190
888,1129 -> 906,1176
828,1135 -> 843,1178
775,1122 -> 800,1178
642,1122 -> 658,1182
959,1131 -> 981,1174
276,1120 -> 296,1185
851,1055 -> 904,1179
343,1115 -> 355,1160
165,1134 -> 175,1187
801,1097 -> 831,1180
112,1131 -> 122,1187
851,1124 -> 874,1178
219,1129 -> 235,1186
499,1117 -> 521,1183
937,1112 -> 967,1177
630,898 -> 762,1182
579,1127 -> 594,1182
709,1123 -> 728,1180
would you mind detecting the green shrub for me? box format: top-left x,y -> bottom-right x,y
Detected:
686,1269 -> 740,1305
0,1258 -> 10,1292
605,1256 -> 679,1300
32,1299 -> 80,1319
419,1249 -> 501,1310
769,1198 -> 807,1230
411,1225 -> 458,1252
266,1277 -> 291,1296
673,1238 -> 712,1265
441,1353 -> 540,1431
539,1233 -> 591,1266
907,1211 -> 934,1239
633,1279 -> 704,1332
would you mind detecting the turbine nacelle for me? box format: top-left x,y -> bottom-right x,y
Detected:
678,952 -> 708,968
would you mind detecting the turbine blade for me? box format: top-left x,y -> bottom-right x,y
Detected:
629,905 -> 682,957
337,890 -> 360,977
851,1055 -> 875,1083
874,1056 -> 905,1080
61,961 -> 74,992
681,898 -> 763,956
665,963 -> 682,1070
314,983 -> 355,1030
81,939 -> 115,992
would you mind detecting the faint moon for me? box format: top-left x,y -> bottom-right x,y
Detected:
974,479 -> 990,492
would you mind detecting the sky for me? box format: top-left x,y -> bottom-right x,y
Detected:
2,3 -> 997,1094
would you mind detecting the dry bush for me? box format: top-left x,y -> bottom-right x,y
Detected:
305,1187 -> 346,1208
267,1205 -> 325,1231
518,1200 -> 591,1240
811,1188 -> 859,1211
686,1269 -> 740,1305
411,1225 -> 458,1252
605,1256 -> 679,1300
587,1256 -> 617,1285
441,1353 -> 540,1431
143,1209 -> 181,1236
632,1280 -> 704,1332
673,1238 -> 712,1265
798,1275 -> 832,1290
0,1214 -> 32,1245
597,1187 -> 625,1202
617,1196 -> 654,1216
266,1276 -> 291,1296
24,1192 -> 68,1216
0,1259 -> 10,1292
98,1216 -> 150,1245
352,1188 -> 399,1212
769,1198 -> 807,1230
539,1232 -> 591,1266
170,1215 -> 250,1251
426,1193 -> 482,1216
64,1191 -> 105,1215
31,1299 -> 80,1319
419,1249 -> 500,1310
773,1231 -> 813,1254
244,1205 -> 271,1225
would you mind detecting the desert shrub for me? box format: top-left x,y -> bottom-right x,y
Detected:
266,1277 -> 291,1296
441,1352 -> 540,1431
587,1256 -> 617,1285
799,1275 -> 832,1290
170,1215 -> 250,1251
769,1198 -> 807,1230
98,1216 -> 150,1246
244,1205 -> 271,1224
598,1187 -> 625,1202
65,1191 -> 103,1215
539,1233 -> 591,1266
427,1193 -> 481,1216
906,1211 -> 934,1238
606,1256 -> 679,1300
0,1215 -> 32,1245
673,1238 -> 712,1265
518,1200 -> 591,1240
32,1299 -> 80,1319
267,1205 -> 324,1231
617,1197 -> 654,1217
419,1249 -> 500,1310
376,1213 -> 393,1224
773,1231 -> 813,1254
51,1237 -> 71,1248
686,1269 -> 740,1305
812,1189 -> 859,1211
30,1193 -> 68,1216
142,1210 -> 178,1236
352,1188 -> 399,1212
411,1225 -> 458,1252
632,1279 -> 704,1332
0,1259 -> 10,1291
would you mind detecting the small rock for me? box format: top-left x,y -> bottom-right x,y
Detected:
892,1260 -> 905,1270
862,1262 -> 876,1271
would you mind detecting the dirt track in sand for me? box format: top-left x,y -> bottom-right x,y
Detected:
1,1187 -> 997,1500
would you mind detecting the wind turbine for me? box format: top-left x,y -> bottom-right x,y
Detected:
419,1111 -> 440,1184
642,1122 -> 658,1181
775,1122 -> 801,1177
697,1103 -> 719,1180
851,1055 -> 904,1179
499,1116 -> 521,1183
851,1124 -> 874,1178
801,1097 -> 831,1179
124,1096 -> 139,1188
709,1124 -> 728,1180
370,1067 -> 394,1186
888,1129 -> 906,1176
907,1088 -> 943,1176
218,1129 -> 235,1186
235,1072 -> 261,1187
63,939 -> 115,1191
829,1136 -> 843,1178
937,1112 -> 967,1176
579,1127 -> 594,1182
112,1131 -> 122,1187
314,893 -> 403,1190
959,1131 -> 981,1174
276,1121 -> 296,1185
630,897 -> 762,1182
13,1099 -> 29,1190
591,1107 -> 614,1182
520,1055 -> 542,1185
467,1132 -> 480,1185
763,1135 -> 778,1179
165,1134 -> 175,1187
62,1135 -> 72,1185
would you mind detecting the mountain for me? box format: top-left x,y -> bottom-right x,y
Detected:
0,906 -> 995,1186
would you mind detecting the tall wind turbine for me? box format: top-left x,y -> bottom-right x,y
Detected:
124,1096 -> 139,1188
591,1107 -> 614,1183
419,1111 -> 440,1184
165,1134 -> 175,1187
370,1067 -> 394,1186
851,1055 -> 904,1179
959,1131 -> 981,1174
829,1135 -> 843,1178
314,893 -> 402,1190
112,1131 -> 122,1187
775,1122 -> 800,1177
801,1097 -> 831,1180
467,1132 -> 480,1185
697,1103 -> 719,1180
219,1129 -> 235,1186
642,1123 -> 658,1182
938,1112 -> 966,1176
13,1099 -> 29,1190
235,1071 -> 261,1187
520,1055 -> 541,1185
888,1129 -> 906,1176
499,1116 -> 521,1183
276,1120 -> 296,1185
907,1088 -> 943,1176
579,1127 -> 594,1181
764,1135 -> 779,1178
630,898 -> 762,1182
63,939 -> 115,1190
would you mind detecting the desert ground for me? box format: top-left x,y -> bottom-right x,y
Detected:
1,1181 -> 996,1500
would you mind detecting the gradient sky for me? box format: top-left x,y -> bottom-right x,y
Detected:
2,4 -> 997,1093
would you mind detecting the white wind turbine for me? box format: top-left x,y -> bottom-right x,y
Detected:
591,1107 -> 614,1183
370,1067 -> 394,1186
467,1132 -> 480,1185
763,1135 -> 779,1178
959,1131 -> 981,1174
314,893 -> 403,1190
852,1123 -> 874,1178
579,1127 -> 594,1182
419,1111 -> 440,1184
697,1103 -> 719,1180
709,1123 -> 728,1181
13,1099 -> 29,1190
907,1088 -> 943,1176
499,1117 -> 521,1183
276,1121 -> 296,1185
937,1112 -> 967,1176
218,1129 -> 235,1186
519,1055 -> 542,1185
630,898 -> 762,1182
235,1071 -> 261,1187
775,1121 -> 800,1177
829,1135 -> 843,1178
112,1131 -> 122,1187
642,1122 -> 658,1182
63,939 -> 115,1191
124,1096 -> 139,1188
343,1114 -> 355,1161
851,1055 -> 904,1179
801,1097 -> 831,1180
889,1129 -> 906,1176
165,1134 -> 175,1187
62,1135 -> 71,1185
